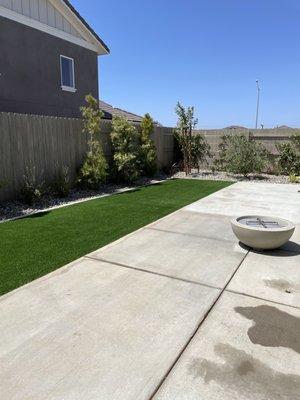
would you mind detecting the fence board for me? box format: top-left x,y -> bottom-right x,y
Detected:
0,112 -> 173,201
1,112 -> 299,202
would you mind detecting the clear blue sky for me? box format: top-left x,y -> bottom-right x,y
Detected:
72,0 -> 300,128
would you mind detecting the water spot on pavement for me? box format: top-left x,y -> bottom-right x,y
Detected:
264,279 -> 298,293
237,360 -> 254,376
235,305 -> 300,354
188,344 -> 300,399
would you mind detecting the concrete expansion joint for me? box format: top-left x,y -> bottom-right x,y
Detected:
147,249 -> 250,399
84,255 -> 222,291
145,226 -> 235,244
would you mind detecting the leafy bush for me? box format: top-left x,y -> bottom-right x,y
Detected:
292,133 -> 300,149
214,134 -> 269,176
139,113 -> 157,177
52,166 -> 71,198
276,135 -> 300,176
111,116 -> 141,183
190,134 -> 212,171
78,95 -> 108,189
21,167 -> 44,205
78,141 -> 108,189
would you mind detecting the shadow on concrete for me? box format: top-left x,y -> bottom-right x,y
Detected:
235,305 -> 300,354
250,242 -> 300,257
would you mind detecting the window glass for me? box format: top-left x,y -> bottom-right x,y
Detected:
60,56 -> 75,88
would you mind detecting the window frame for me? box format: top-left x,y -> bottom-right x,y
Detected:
60,55 -> 76,93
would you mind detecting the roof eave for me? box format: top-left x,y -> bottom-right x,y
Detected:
60,0 -> 110,55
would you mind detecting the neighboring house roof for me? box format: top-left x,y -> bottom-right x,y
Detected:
61,0 -> 110,54
99,100 -> 144,123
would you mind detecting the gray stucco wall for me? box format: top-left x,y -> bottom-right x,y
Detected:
0,16 -> 99,118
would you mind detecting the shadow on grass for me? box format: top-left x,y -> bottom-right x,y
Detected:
26,211 -> 51,219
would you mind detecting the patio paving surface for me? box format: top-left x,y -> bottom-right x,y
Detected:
1,182 -> 299,400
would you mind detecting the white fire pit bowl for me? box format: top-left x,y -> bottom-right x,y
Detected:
231,215 -> 295,250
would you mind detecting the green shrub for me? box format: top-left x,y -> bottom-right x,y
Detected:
78,95 -> 108,189
52,166 -> 71,198
276,135 -> 300,176
139,113 -> 157,177
214,134 -> 269,176
78,141 -> 108,189
111,116 -> 141,183
21,167 -> 44,205
292,133 -> 300,149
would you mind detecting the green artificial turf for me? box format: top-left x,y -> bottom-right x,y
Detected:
0,179 -> 232,296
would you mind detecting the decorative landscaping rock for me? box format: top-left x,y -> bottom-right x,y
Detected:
231,215 -> 295,250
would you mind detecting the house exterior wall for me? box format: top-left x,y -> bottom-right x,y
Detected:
0,0 -> 84,38
0,15 -> 99,117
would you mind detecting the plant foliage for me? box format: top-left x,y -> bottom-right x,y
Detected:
214,134 -> 269,176
52,165 -> 71,198
175,102 -> 198,175
190,134 -> 212,171
139,113 -> 157,177
79,141 -> 108,189
276,134 -> 300,176
111,116 -> 141,183
78,95 -> 108,189
21,167 -> 44,205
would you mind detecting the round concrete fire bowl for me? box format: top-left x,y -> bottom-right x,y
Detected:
231,215 -> 295,250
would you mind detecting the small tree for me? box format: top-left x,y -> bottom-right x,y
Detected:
139,113 -> 157,177
111,116 -> 141,183
78,95 -> 108,189
214,134 -> 269,176
175,102 -> 198,175
81,94 -> 103,144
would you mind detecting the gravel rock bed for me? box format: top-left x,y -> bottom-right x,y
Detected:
0,176 -> 166,223
173,169 -> 293,185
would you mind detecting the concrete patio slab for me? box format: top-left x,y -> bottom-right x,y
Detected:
2,181 -> 300,400
90,227 -> 247,289
0,257 -> 220,400
228,250 -> 300,308
185,182 -> 300,224
154,291 -> 300,400
150,210 -> 236,243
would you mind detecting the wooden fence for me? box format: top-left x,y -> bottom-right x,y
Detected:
0,112 -> 174,201
1,112 -> 298,202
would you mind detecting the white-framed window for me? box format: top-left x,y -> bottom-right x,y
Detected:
60,55 -> 76,92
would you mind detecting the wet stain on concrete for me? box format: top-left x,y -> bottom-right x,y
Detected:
235,305 -> 300,354
264,279 -> 299,293
188,343 -> 300,399
237,360 -> 254,376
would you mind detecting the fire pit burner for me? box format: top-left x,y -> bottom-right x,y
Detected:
231,215 -> 295,250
